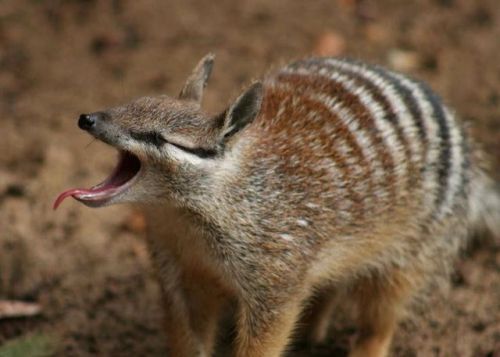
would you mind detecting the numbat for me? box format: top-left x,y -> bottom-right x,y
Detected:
55,54 -> 500,357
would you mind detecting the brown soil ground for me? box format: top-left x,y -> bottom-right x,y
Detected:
0,0 -> 499,356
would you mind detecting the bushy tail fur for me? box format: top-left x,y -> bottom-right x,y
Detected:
469,171 -> 500,241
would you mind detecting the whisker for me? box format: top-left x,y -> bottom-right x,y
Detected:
84,138 -> 97,149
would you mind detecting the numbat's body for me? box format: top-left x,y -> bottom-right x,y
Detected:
55,55 -> 500,357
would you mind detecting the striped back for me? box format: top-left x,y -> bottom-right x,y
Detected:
258,58 -> 471,223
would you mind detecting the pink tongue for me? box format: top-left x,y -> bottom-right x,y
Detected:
53,189 -> 92,210
53,151 -> 140,210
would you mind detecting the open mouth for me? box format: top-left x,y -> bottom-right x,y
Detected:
54,151 -> 141,209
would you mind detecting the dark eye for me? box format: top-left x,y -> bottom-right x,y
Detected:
130,130 -> 217,158
130,130 -> 166,147
168,142 -> 217,158
151,132 -> 165,146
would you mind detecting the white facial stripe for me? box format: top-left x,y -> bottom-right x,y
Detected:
163,133 -> 199,150
166,144 -> 206,165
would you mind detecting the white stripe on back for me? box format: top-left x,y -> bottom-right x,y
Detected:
325,59 -> 424,167
273,79 -> 388,204
439,108 -> 463,217
283,67 -> 407,193
386,72 -> 442,217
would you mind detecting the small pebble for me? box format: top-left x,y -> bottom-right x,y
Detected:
313,31 -> 346,57
123,210 -> 147,233
387,49 -> 421,72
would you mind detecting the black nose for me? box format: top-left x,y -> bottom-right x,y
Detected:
78,113 -> 96,130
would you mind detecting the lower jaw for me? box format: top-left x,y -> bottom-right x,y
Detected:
74,195 -> 115,208
73,181 -> 136,208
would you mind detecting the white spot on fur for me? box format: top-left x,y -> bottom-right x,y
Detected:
297,219 -> 309,227
280,233 -> 294,241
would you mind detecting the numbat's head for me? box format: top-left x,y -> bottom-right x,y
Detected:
54,54 -> 263,209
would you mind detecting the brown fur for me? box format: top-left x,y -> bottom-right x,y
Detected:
71,54 -> 500,356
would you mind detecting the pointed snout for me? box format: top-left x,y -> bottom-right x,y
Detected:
77,111 -> 123,148
78,112 -> 106,132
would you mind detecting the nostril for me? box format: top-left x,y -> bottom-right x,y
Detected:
78,113 -> 96,130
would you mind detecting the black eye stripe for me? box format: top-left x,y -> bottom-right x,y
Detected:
170,142 -> 217,158
130,131 -> 165,146
129,130 -> 217,158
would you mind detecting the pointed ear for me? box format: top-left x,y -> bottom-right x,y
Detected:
219,82 -> 263,140
178,53 -> 215,105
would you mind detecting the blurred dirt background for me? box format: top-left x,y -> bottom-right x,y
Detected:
0,0 -> 499,356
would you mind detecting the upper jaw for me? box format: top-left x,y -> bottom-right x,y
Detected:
79,111 -> 132,150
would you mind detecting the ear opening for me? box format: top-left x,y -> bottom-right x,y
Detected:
178,53 -> 215,105
220,82 -> 263,140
